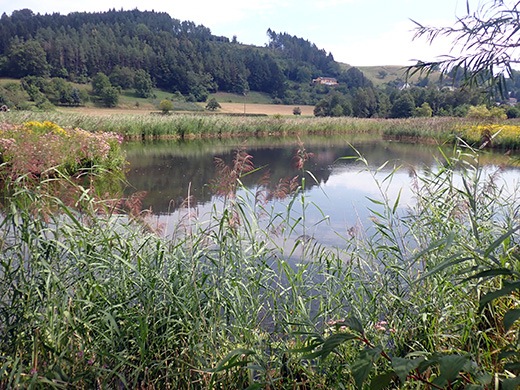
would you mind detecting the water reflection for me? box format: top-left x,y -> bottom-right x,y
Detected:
125,136 -> 443,212
124,135 -> 519,247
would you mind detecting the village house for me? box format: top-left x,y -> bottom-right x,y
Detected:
312,77 -> 338,86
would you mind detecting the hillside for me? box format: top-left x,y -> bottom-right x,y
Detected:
0,9 -> 339,103
340,63 -> 441,87
0,9 -> 514,119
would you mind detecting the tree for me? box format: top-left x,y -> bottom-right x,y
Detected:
410,1 -> 520,91
205,97 -> 221,111
352,88 -> 378,118
71,88 -> 82,106
100,86 -> 119,108
51,78 -> 74,105
134,69 -> 154,98
466,104 -> 506,121
6,40 -> 50,78
110,66 -> 135,89
313,92 -> 351,117
414,102 -> 433,117
390,94 -> 415,118
91,72 -> 111,96
159,99 -> 174,114
377,70 -> 388,79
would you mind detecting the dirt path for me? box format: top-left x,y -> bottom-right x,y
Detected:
218,103 -> 315,116
59,103 -> 315,116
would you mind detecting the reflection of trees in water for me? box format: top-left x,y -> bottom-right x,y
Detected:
124,139 -> 448,214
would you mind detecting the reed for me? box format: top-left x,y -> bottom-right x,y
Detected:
1,111 -> 473,143
0,142 -> 519,388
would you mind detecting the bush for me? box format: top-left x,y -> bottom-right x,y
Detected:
506,105 -> 520,118
414,102 -> 433,117
100,87 -> 119,108
205,97 -> 221,111
0,121 -> 124,178
466,104 -> 507,121
159,99 -> 174,114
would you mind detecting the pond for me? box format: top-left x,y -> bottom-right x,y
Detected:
124,135 -> 520,248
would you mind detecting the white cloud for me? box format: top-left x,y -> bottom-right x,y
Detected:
331,19 -> 457,66
165,0 -> 281,27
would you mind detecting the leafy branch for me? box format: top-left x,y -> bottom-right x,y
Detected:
408,0 -> 520,93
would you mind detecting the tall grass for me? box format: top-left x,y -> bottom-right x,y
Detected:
1,144 -> 519,388
1,111 -> 470,142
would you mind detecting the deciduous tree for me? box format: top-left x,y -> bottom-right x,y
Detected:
206,97 -> 221,111
159,99 -> 174,114
134,69 -> 154,98
7,40 -> 50,78
91,72 -> 111,96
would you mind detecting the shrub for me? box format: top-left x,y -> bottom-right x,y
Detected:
159,99 -> 174,114
205,97 -> 221,111
466,104 -> 507,121
506,105 -> 520,118
414,102 -> 433,117
0,121 -> 124,179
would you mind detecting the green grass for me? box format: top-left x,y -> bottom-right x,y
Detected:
1,143 -> 520,388
0,78 -> 22,87
338,63 -> 442,87
1,111 -> 473,143
210,91 -> 273,104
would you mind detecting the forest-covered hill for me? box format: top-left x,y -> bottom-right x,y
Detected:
1,8 -> 520,118
0,9 -> 351,101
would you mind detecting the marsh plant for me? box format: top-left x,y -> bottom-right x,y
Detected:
0,121 -> 125,180
1,143 -> 520,388
2,110 -> 469,142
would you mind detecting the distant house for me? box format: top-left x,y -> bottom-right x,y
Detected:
312,77 -> 338,86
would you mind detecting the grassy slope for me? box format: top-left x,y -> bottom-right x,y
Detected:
340,62 -> 441,87
0,78 -> 313,116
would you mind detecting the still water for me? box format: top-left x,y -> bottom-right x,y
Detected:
124,135 -> 520,248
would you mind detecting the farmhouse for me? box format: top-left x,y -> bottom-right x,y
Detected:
312,77 -> 338,86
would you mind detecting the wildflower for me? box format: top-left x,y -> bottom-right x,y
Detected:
375,320 -> 396,333
326,318 -> 345,327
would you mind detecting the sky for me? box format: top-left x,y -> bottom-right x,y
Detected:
0,0 -> 471,66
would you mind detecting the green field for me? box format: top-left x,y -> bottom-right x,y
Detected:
209,91 -> 274,104
339,63 -> 442,87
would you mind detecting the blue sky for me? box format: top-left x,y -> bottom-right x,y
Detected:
0,0 -> 470,66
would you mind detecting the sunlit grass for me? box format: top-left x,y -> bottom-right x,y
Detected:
1,111 -> 474,143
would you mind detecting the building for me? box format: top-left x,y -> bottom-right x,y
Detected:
312,77 -> 338,86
